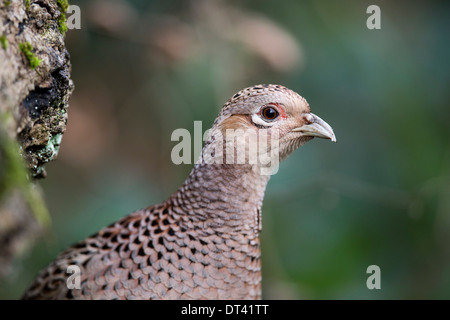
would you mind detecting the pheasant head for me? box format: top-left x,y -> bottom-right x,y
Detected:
200,84 -> 335,174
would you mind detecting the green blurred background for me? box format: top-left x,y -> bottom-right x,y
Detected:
2,0 -> 450,299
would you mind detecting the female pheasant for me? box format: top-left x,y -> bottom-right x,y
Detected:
23,84 -> 336,299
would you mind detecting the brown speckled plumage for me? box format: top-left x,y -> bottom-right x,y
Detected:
23,84 -> 336,300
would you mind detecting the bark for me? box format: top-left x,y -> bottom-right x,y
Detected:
0,0 -> 73,278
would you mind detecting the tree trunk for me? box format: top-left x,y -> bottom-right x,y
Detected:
0,0 -> 73,278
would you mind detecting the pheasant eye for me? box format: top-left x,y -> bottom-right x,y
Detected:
261,106 -> 279,121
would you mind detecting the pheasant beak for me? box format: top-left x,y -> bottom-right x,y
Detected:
292,113 -> 337,142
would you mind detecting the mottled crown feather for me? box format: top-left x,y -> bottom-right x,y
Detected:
212,84 -> 309,127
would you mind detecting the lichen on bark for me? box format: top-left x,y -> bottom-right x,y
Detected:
0,0 -> 73,278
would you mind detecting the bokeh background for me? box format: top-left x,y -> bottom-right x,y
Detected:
1,0 -> 450,299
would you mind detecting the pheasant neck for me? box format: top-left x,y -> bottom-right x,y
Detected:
170,163 -> 270,235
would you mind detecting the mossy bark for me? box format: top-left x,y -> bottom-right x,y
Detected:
0,0 -> 73,278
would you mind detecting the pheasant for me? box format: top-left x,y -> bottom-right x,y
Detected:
23,84 -> 336,300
